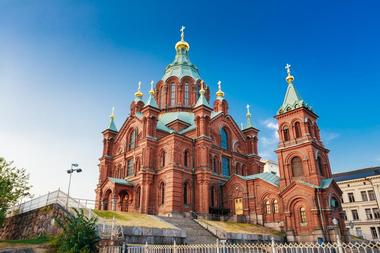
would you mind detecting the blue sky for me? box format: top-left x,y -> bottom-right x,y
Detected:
1,0 -> 379,200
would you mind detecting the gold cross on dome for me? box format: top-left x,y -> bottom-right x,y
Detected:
285,63 -> 291,76
180,26 -> 185,41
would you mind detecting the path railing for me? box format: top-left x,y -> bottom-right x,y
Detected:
100,239 -> 380,253
7,189 -> 96,217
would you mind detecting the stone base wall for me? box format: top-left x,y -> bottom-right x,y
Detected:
0,203 -> 67,240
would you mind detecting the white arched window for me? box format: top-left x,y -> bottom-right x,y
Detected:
171,83 -> 176,106
300,207 -> 307,223
266,200 -> 271,214
184,82 -> 189,106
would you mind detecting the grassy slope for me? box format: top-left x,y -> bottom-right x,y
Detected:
0,236 -> 51,250
199,219 -> 284,236
93,210 -> 175,229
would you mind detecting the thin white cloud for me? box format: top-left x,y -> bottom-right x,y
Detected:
259,119 -> 279,160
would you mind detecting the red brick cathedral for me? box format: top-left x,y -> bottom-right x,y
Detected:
95,28 -> 346,242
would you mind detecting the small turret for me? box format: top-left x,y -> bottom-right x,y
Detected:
193,81 -> 212,137
213,81 -> 229,114
130,81 -> 145,115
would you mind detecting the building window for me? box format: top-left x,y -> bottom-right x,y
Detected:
210,186 -> 215,207
368,190 -> 376,201
283,127 -> 290,142
352,209 -> 359,220
370,227 -> 378,239
160,88 -> 165,108
212,156 -> 218,173
160,182 -> 165,206
317,156 -> 324,176
361,191 -> 368,201
348,192 -> 355,202
222,157 -> 230,177
135,186 -> 141,208
183,182 -> 189,205
330,197 -> 339,209
273,200 -> 279,213
220,128 -> 229,149
128,129 -> 137,150
265,201 -> 271,214
356,227 -> 363,238
160,151 -> 166,167
291,156 -> 304,177
365,208 -> 373,220
300,207 -> 307,223
170,83 -> 176,106
373,208 -> 380,219
294,122 -> 302,138
184,82 -> 189,106
184,150 -> 189,167
127,159 -> 134,176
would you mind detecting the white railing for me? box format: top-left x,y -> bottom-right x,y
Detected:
100,240 -> 380,253
7,189 -> 96,217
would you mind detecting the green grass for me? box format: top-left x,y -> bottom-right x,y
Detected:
0,235 -> 51,246
93,209 -> 175,229
199,219 -> 285,237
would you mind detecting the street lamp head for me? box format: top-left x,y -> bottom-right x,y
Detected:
72,163 -> 79,167
332,217 -> 338,225
67,169 -> 73,174
76,168 -> 82,173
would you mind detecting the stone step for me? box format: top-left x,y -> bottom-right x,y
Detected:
159,217 -> 217,244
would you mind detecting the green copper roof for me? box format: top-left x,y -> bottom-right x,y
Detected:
296,178 -> 333,189
145,94 -> 159,109
107,114 -> 118,132
194,92 -> 210,108
162,47 -> 201,81
239,172 -> 280,187
108,177 -> 134,186
278,83 -> 312,115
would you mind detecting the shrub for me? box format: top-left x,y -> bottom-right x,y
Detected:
52,208 -> 99,253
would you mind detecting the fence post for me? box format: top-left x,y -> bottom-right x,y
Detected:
271,237 -> 276,253
216,239 -> 220,253
122,242 -> 126,253
144,242 -> 149,253
173,240 -> 177,253
336,234 -> 344,253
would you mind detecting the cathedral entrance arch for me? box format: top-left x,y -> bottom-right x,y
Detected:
118,190 -> 129,212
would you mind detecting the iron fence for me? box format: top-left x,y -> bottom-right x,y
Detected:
100,240 -> 380,253
7,189 -> 96,217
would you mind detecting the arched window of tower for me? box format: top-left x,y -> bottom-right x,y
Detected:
291,156 -> 304,177
294,122 -> 302,139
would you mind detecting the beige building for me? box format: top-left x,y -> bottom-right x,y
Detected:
261,159 -> 279,175
333,167 -> 380,241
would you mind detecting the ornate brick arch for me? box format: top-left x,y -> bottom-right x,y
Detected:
284,151 -> 308,165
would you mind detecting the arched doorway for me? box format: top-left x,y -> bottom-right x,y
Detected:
102,189 -> 113,210
119,191 -> 129,212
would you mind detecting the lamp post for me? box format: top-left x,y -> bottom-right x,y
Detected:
66,163 -> 82,208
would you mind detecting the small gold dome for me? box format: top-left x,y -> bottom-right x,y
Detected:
175,40 -> 190,50
216,80 -> 224,97
135,81 -> 143,98
286,75 -> 294,84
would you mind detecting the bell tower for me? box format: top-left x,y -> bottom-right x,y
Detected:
275,64 -> 332,189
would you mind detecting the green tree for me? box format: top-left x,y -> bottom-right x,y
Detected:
0,157 -> 32,225
53,208 -> 99,253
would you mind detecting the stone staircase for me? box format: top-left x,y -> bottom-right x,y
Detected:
159,216 -> 218,244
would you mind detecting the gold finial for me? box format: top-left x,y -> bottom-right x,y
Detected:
285,63 -> 294,84
246,104 -> 251,116
110,106 -> 115,120
175,25 -> 190,50
135,81 -> 143,97
216,80 -> 224,97
199,81 -> 206,95
149,80 -> 155,95
180,26 -> 185,41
